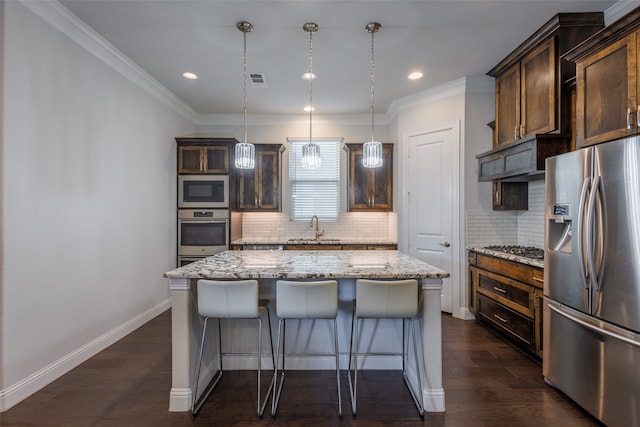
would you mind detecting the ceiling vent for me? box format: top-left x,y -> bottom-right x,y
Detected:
250,73 -> 267,87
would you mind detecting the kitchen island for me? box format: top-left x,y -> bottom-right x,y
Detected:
164,250 -> 449,413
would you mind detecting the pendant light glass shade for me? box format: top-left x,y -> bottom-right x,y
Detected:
235,21 -> 255,170
302,23 -> 321,169
301,142 -> 321,169
363,140 -> 383,168
235,142 -> 255,169
363,22 -> 383,168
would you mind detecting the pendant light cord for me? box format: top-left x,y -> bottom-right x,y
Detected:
370,26 -> 375,142
309,27 -> 313,145
367,22 -> 380,143
243,27 -> 248,144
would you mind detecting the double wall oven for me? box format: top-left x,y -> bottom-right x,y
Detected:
177,175 -> 230,266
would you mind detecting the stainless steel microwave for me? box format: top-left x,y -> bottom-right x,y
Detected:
178,175 -> 229,208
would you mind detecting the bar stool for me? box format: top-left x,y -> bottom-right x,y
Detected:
271,280 -> 342,417
348,279 -> 424,416
192,279 -> 275,417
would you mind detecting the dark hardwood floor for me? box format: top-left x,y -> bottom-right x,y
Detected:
1,310 -> 602,426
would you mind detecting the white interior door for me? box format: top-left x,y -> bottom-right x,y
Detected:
407,126 -> 456,313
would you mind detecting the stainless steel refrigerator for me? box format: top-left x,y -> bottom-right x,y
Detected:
544,135 -> 640,427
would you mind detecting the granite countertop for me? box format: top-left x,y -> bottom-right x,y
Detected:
468,247 -> 544,269
164,250 -> 448,280
231,238 -> 397,246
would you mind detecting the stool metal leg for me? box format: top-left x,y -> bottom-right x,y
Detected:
348,317 -> 424,417
271,318 -> 286,416
347,314 -> 360,416
256,309 -> 276,417
332,318 -> 343,416
191,317 -> 223,417
401,318 -> 424,416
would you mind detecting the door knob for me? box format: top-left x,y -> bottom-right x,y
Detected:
440,242 -> 451,247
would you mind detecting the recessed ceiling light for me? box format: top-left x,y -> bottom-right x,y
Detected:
182,72 -> 198,80
303,105 -> 315,112
302,72 -> 316,80
408,71 -> 423,80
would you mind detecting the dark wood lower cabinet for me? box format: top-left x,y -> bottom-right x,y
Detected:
469,250 -> 543,360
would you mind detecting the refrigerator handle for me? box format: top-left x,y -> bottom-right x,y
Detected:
587,175 -> 605,294
577,176 -> 590,298
548,301 -> 640,348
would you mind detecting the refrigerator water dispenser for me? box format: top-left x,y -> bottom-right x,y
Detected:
548,204 -> 572,253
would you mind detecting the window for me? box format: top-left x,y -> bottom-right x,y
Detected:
288,139 -> 340,221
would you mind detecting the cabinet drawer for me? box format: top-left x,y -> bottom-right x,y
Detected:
476,269 -> 534,317
475,253 -> 542,288
476,294 -> 535,353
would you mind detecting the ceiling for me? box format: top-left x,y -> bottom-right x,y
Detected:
59,0 -> 616,116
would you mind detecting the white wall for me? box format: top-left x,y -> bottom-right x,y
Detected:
1,1 -> 194,410
390,76 -> 494,319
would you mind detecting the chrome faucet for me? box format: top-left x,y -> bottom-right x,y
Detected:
310,215 -> 324,240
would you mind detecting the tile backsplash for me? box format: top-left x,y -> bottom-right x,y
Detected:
467,180 -> 545,248
241,212 -> 398,242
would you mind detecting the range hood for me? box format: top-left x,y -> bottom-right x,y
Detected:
476,134 -> 571,182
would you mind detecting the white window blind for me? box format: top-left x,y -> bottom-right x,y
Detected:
289,139 -> 340,221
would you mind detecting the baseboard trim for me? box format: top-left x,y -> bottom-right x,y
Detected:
0,299 -> 171,412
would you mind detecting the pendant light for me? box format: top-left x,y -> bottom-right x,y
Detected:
301,23 -> 321,169
235,21 -> 255,170
363,22 -> 383,168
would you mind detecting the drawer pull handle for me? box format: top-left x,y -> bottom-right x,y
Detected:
494,314 -> 509,324
492,286 -> 507,294
533,277 -> 544,283
627,108 -> 633,130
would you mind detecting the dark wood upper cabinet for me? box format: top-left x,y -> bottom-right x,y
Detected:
346,143 -> 393,212
564,7 -> 640,147
494,38 -> 556,147
488,13 -> 604,148
176,137 -> 236,174
237,144 -> 283,211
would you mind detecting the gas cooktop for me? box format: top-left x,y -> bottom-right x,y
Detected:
484,245 -> 544,260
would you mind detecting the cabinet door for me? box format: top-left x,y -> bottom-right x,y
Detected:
348,148 -> 371,210
348,144 -> 393,211
255,148 -> 280,211
237,145 -> 281,211
469,265 -> 478,314
370,145 -> 393,210
203,146 -> 229,174
178,146 -> 204,173
521,37 -> 556,138
494,65 -> 521,147
492,181 -> 528,211
576,33 -> 638,147
238,167 -> 257,209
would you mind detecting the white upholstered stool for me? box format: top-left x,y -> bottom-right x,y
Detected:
192,279 -> 275,417
348,279 -> 424,416
271,280 -> 342,417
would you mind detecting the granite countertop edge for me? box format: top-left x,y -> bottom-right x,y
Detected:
468,246 -> 545,269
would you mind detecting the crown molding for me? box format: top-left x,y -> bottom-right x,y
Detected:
386,75 -> 493,121
194,113 -> 390,127
20,0 -> 198,123
605,0 -> 640,25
